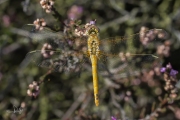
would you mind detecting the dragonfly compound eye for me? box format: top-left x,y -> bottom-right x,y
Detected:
88,26 -> 99,36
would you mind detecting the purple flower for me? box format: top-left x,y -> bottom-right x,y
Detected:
160,63 -> 179,77
67,5 -> 83,19
111,116 -> 117,120
90,20 -> 96,25
170,69 -> 178,77
160,67 -> 166,73
77,6 -> 83,13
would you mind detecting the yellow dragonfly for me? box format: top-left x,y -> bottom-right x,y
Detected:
23,22 -> 166,106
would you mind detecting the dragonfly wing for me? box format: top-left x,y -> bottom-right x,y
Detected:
23,25 -> 90,52
99,29 -> 168,62
22,25 -> 65,45
97,29 -> 168,77
25,49 -> 89,73
21,25 -> 92,74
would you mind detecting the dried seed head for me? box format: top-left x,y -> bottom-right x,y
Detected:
27,81 -> 40,98
169,85 -> 174,89
27,89 -> 32,96
40,0 -> 54,13
41,43 -> 54,58
164,86 -> 169,91
33,18 -> 46,31
171,89 -> 177,94
126,91 -> 131,96
21,102 -> 26,108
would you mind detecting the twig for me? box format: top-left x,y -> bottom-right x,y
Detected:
110,0 -> 129,15
10,27 -> 63,40
61,93 -> 86,120
99,15 -> 130,31
0,0 -> 8,4
2,43 -> 21,55
110,88 -> 126,120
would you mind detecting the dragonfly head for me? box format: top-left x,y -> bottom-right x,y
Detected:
87,25 -> 99,36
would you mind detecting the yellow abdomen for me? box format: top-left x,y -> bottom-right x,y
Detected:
90,55 -> 99,106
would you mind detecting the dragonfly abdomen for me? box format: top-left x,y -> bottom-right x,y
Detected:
91,55 -> 99,106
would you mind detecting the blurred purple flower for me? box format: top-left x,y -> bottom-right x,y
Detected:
160,63 -> 178,77
67,39 -> 73,46
160,67 -> 166,73
170,69 -> 178,77
111,116 -> 117,120
67,5 -> 83,19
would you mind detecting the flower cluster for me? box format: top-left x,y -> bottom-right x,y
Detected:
74,20 -> 96,37
157,40 -> 171,57
27,81 -> 40,98
139,26 -> 166,46
40,0 -> 54,13
41,43 -> 54,58
33,18 -> 46,30
74,27 -> 87,36
160,63 -> 178,101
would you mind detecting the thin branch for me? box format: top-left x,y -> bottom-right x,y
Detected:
110,88 -> 126,120
109,0 -> 129,15
61,93 -> 86,120
99,15 -> 130,31
0,0 -> 8,4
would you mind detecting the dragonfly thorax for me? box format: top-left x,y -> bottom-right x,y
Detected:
87,35 -> 100,56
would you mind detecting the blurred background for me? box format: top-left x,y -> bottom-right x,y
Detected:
0,0 -> 180,120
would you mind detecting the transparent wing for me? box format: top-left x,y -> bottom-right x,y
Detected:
98,29 -> 168,62
24,49 -> 90,73
96,29 -> 168,77
22,25 -> 88,51
22,25 -> 64,42
22,25 -> 90,73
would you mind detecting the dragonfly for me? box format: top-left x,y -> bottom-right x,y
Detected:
22,22 -> 167,106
